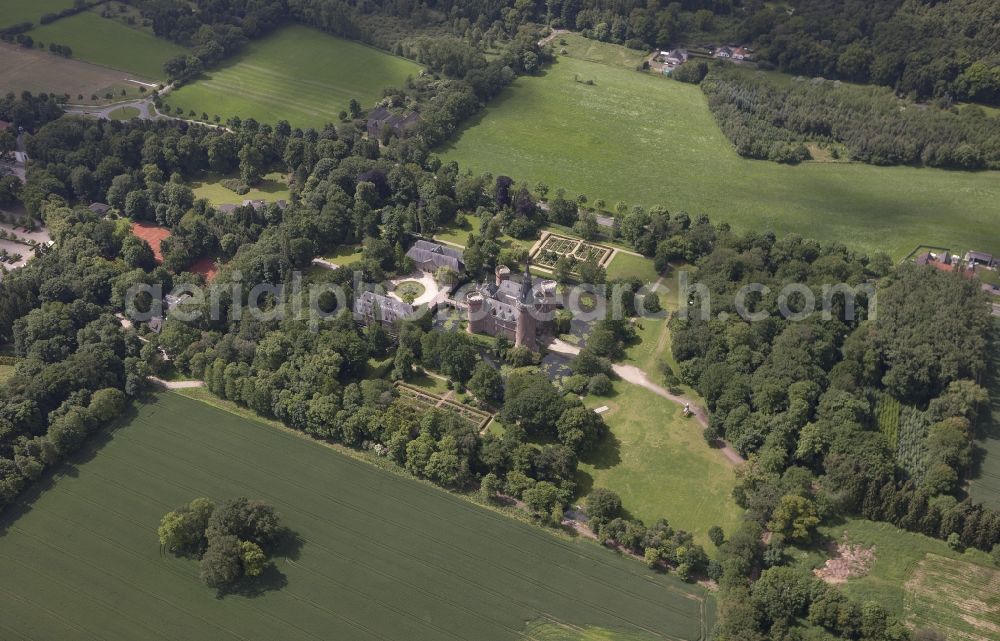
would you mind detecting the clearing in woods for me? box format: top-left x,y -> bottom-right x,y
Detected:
440,34 -> 1000,258
577,381 -> 742,550
165,24 -> 423,130
795,519 -> 999,641
0,392 -> 713,641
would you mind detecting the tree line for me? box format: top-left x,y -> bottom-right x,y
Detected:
696,66 -> 1000,169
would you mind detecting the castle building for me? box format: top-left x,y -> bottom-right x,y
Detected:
466,263 -> 557,351
353,291 -> 415,334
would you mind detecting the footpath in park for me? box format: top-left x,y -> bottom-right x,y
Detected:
546,338 -> 745,465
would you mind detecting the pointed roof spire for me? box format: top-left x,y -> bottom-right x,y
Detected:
520,257 -> 533,304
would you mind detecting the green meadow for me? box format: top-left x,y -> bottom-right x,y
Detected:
0,392 -> 712,641
167,24 -> 423,130
29,10 -> 187,79
794,519 -> 999,641
190,172 -> 290,205
440,36 -> 1000,258
578,377 -> 742,550
0,0 -> 76,28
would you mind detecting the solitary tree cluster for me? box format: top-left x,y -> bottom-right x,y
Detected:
158,497 -> 286,591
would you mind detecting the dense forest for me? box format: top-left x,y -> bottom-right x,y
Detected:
696,66 -> 1000,168
743,0 -> 1000,105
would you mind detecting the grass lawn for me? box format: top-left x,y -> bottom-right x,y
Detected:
393,280 -> 426,302
166,24 -> 423,130
29,10 -> 187,79
577,382 -> 742,550
407,372 -> 451,395
107,106 -> 140,120
0,0 -> 75,28
555,35 -> 648,69
323,244 -> 365,266
0,391 -> 713,640
605,252 -> 661,285
793,518 -> 998,641
190,171 -> 290,205
0,364 -> 14,384
441,35 -> 1000,258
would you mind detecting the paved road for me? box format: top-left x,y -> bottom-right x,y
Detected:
64,88 -> 231,131
547,337 -> 746,465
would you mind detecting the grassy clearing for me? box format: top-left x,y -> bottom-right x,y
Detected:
794,519 -> 998,641
167,24 -> 423,130
605,252 -> 662,285
322,244 -> 365,266
554,35 -> 648,69
0,365 -> 14,384
0,42 -> 149,104
29,10 -> 187,79
190,172 -> 290,205
441,35 -> 1000,258
0,0 -> 75,28
0,392 -> 712,640
577,381 -> 741,550
107,106 -> 139,120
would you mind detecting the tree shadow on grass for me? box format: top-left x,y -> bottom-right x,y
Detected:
580,430 -> 621,470
215,562 -> 289,599
0,400 -> 145,536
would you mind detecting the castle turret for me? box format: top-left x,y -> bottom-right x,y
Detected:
495,265 -> 510,286
467,291 -> 486,335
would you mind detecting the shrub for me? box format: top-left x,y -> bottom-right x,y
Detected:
221,178 -> 249,195
587,373 -> 612,396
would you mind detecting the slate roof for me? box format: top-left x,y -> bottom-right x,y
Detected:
405,239 -> 465,272
354,291 -> 415,323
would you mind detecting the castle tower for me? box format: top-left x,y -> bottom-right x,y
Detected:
514,259 -> 537,350
495,265 -> 510,286
467,291 -> 486,335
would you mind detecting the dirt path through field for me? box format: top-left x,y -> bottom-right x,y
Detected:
547,337 -> 745,465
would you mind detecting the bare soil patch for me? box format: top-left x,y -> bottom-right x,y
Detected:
814,533 -> 876,584
0,42 -> 147,104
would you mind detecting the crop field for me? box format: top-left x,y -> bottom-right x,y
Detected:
0,42 -> 148,103
28,10 -> 187,79
0,0 -> 75,28
797,519 -> 998,641
874,394 -> 901,450
166,24 -> 423,130
578,382 -> 742,550
0,392 -> 713,641
905,554 -> 1000,641
441,35 -> 1000,258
